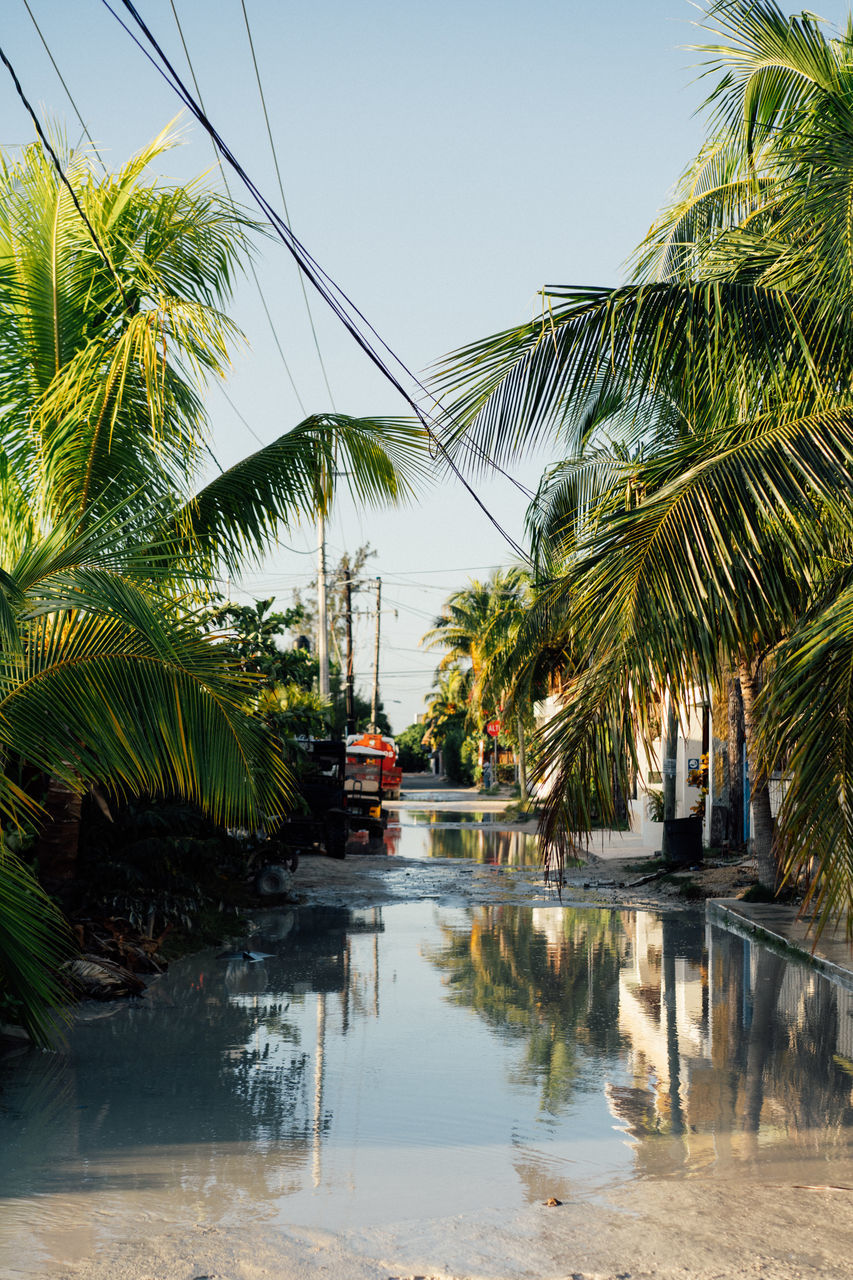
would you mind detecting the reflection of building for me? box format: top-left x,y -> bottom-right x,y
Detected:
606,913 -> 853,1173
609,913 -> 710,1168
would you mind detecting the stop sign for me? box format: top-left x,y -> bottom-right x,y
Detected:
485,719 -> 501,738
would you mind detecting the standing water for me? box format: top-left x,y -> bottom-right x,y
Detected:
2,812 -> 853,1277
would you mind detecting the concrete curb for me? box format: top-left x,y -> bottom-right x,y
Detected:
707,898 -> 853,991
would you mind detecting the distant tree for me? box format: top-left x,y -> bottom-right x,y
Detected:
202,596 -> 317,690
442,726 -> 473,785
292,545 -> 377,668
396,723 -> 430,771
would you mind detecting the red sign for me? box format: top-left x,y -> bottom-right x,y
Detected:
485,719 -> 501,738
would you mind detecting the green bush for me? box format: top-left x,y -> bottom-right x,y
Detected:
443,727 -> 474,784
646,788 -> 665,822
396,723 -> 430,771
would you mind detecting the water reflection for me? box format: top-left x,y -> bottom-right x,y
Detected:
405,809 -> 500,824
431,906 -> 629,1113
2,891 -> 853,1273
388,812 -> 541,864
431,906 -> 853,1168
0,907 -> 381,1207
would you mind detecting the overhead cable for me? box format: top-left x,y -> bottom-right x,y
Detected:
168,0 -> 307,415
238,0 -> 336,409
0,44 -> 128,306
20,0 -> 105,169
100,0 -> 533,563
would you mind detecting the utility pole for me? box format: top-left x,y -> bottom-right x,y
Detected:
343,558 -> 355,736
370,576 -> 382,731
316,511 -> 330,699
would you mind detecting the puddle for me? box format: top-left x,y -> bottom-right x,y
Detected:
2,834 -> 853,1275
383,807 -> 539,864
403,809 -> 502,825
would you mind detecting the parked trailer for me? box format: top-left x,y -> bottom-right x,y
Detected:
256,737 -> 399,879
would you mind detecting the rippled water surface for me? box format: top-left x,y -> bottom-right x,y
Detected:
2,820 -> 853,1275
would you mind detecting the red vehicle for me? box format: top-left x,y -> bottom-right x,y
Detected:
344,733 -> 402,850
345,733 -> 402,799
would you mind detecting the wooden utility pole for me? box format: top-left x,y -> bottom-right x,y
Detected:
370,576 -> 382,730
344,559 -> 355,736
316,511 -> 330,699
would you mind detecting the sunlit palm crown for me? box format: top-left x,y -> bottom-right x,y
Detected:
436,0 -> 853,931
0,127 -> 431,1039
0,125 -> 427,576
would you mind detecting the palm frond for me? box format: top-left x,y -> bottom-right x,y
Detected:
0,851 -> 72,1047
177,415 -> 429,574
434,281 -> 848,469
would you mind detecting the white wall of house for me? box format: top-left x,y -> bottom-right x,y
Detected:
535,689 -> 711,851
629,698 -> 709,851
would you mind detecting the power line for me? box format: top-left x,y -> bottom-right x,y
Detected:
20,0 -> 105,169
0,44 -> 128,308
100,0 -> 533,565
168,0 -> 307,416
215,379 -> 265,446
238,0 -> 335,410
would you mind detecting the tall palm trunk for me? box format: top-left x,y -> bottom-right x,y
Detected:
32,775 -> 82,883
726,672 -> 745,849
516,713 -> 528,802
738,655 -> 776,891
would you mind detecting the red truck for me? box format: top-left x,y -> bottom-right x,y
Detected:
343,733 -> 402,851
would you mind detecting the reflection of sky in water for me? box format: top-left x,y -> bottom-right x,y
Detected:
385,808 -> 541,864
2,837 -> 853,1274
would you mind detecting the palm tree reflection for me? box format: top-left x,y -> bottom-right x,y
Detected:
430,906 -> 853,1168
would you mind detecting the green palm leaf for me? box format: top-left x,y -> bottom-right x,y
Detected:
175,414 -> 428,575
0,850 -> 71,1047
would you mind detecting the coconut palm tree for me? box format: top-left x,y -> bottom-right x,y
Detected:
0,125 -> 427,1034
0,126 -> 426,575
423,569 -> 536,790
0,511 -> 292,1044
422,665 -> 473,741
436,1 -> 853,930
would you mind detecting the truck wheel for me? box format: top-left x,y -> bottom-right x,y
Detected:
254,863 -> 294,896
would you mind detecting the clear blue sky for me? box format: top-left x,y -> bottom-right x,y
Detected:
4,1 -> 847,729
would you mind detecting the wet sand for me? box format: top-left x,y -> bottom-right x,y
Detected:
27,1148 -> 853,1280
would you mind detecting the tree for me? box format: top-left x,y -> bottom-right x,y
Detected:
436,1 -> 853,931
395,723 -> 431,771
0,126 -> 427,1032
202,596 -> 318,690
0,515 -> 291,1043
423,569 -> 534,792
0,131 -> 427,577
422,666 -> 473,753
292,545 -> 377,669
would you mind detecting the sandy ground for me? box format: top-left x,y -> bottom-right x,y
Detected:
15,781 -> 853,1280
32,1162 -> 853,1280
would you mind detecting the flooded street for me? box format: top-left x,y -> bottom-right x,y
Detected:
2,810 -> 853,1280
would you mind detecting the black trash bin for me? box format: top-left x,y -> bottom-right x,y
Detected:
662,816 -> 703,866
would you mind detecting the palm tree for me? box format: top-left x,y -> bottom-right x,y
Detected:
436,1 -> 853,930
422,665 -> 473,744
423,569 -> 534,790
0,512 -> 291,1044
0,126 -> 427,1032
0,127 -> 426,575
